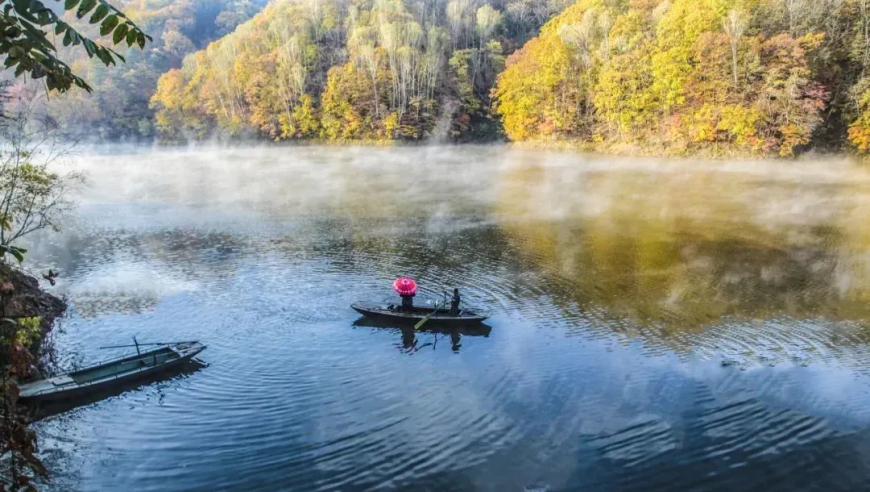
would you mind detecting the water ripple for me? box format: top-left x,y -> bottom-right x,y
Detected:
25,147 -> 870,491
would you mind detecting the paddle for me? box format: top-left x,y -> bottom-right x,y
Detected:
98,342 -> 186,350
415,299 -> 445,330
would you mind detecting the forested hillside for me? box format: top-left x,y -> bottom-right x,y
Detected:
149,0 -> 567,142
14,0 -> 870,155
495,0 -> 870,156
19,0 -> 269,140
149,0 -> 870,154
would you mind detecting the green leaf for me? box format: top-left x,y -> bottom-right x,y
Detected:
37,10 -> 52,25
74,76 -> 92,92
62,29 -> 73,46
0,245 -> 25,263
30,0 -> 48,16
17,18 -> 52,51
64,0 -> 80,10
112,23 -> 128,45
99,15 -> 118,36
76,0 -> 97,19
11,0 -> 40,24
55,21 -> 67,35
137,32 -> 146,49
125,28 -> 137,46
89,4 -> 109,24
96,48 -> 112,66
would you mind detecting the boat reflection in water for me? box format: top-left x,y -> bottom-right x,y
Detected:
352,317 -> 492,353
22,359 -> 209,421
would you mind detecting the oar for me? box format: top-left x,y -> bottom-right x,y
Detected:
98,342 -> 186,349
415,300 -> 445,330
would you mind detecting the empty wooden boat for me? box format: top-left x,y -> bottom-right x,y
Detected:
18,341 -> 206,403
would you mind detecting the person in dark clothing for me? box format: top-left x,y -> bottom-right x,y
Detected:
401,294 -> 414,311
450,288 -> 461,316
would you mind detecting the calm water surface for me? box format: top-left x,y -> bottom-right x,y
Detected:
24,145 -> 870,491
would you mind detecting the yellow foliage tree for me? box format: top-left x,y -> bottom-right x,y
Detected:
494,0 -> 828,156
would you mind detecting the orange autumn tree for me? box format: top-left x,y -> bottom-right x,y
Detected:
849,85 -> 870,152
493,0 -> 600,141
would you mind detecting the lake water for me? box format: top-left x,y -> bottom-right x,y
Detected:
25,145 -> 870,491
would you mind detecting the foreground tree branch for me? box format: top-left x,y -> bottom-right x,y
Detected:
0,0 -> 152,92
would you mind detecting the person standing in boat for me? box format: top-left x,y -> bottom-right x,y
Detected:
450,288 -> 461,316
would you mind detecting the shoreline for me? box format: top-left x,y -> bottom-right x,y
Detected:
69,137 -> 864,162
0,262 -> 67,371
508,140 -> 865,162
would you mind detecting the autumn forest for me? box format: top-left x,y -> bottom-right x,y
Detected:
13,0 -> 870,156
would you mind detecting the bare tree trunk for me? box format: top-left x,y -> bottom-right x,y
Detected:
371,72 -> 380,118
723,10 -> 747,88
862,0 -> 870,73
732,42 -> 739,87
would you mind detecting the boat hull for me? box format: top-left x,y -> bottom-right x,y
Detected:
351,302 -> 489,326
19,342 -> 206,404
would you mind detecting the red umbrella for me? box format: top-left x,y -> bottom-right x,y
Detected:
393,277 -> 418,296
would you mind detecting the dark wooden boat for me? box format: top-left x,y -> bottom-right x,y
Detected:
26,359 -> 208,421
351,302 -> 490,326
18,341 -> 206,403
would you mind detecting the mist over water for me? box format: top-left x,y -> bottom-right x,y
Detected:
25,145 -> 870,491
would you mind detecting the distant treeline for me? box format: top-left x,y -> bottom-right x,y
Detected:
147,0 -> 870,156
17,0 -> 870,156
